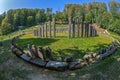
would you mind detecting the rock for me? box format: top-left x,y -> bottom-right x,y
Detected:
69,59 -> 88,70
69,59 -> 83,70
92,53 -> 97,58
29,58 -> 47,67
54,57 -> 63,62
45,46 -> 53,60
46,61 -> 68,71
14,48 -> 23,56
12,48 -> 18,53
64,56 -> 73,63
20,54 -> 31,61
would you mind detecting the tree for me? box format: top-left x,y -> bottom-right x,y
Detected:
27,16 -> 34,26
0,17 -> 12,35
13,12 -> 20,30
46,8 -> 52,21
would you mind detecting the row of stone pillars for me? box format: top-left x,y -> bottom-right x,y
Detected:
34,18 -> 97,38
68,18 -> 97,38
34,18 -> 56,38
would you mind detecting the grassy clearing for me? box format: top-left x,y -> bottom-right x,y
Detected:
17,31 -> 113,59
0,25 -> 120,80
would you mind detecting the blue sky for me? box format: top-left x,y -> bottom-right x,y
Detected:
0,0 -> 120,14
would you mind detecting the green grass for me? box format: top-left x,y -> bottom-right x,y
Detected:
0,29 -> 32,80
56,24 -> 68,27
0,25 -> 120,80
17,32 -> 113,59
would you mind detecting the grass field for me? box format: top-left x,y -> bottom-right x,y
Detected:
17,32 -> 113,59
0,25 -> 120,80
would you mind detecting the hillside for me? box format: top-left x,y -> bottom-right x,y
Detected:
0,25 -> 120,80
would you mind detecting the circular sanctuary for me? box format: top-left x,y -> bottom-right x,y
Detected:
10,33 -> 120,71
34,18 -> 97,38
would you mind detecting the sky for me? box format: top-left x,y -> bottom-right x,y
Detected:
0,0 -> 120,14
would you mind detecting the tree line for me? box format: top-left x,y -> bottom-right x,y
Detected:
0,0 -> 120,35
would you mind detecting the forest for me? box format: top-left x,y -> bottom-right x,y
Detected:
0,0 -> 120,35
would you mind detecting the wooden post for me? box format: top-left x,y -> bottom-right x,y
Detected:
68,17 -> 71,38
53,18 -> 56,38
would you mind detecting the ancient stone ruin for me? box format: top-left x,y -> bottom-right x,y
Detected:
10,34 -> 120,71
34,18 -> 97,38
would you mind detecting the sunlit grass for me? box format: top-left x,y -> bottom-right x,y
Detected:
0,25 -> 120,80
17,32 -> 113,58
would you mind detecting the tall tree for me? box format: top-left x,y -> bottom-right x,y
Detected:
0,17 -> 12,35
27,16 -> 34,26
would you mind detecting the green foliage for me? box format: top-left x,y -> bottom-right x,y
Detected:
0,17 -> 12,35
27,16 -> 34,26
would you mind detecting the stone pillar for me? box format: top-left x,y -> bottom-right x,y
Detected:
38,28 -> 41,37
36,30 -> 38,36
90,26 -> 93,37
49,21 -> 51,38
81,19 -> 84,37
83,21 -> 86,37
77,18 -> 80,38
88,24 -> 91,37
93,28 -> 96,37
68,17 -> 72,38
34,30 -> 36,36
53,18 -> 56,38
86,22 -> 89,37
91,26 -> 94,37
41,26 -> 43,37
45,23 -> 47,38
43,24 -> 45,37
95,29 -> 97,36
72,19 -> 75,38
93,28 -> 95,36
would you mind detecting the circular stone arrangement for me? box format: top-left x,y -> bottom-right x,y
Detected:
10,34 -> 120,71
34,18 -> 97,38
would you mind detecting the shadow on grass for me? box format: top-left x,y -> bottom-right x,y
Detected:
56,48 -> 87,59
93,43 -> 110,51
17,38 -> 60,49
55,43 -> 110,59
0,39 -> 13,64
55,36 -> 68,38
55,47 -> 120,80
